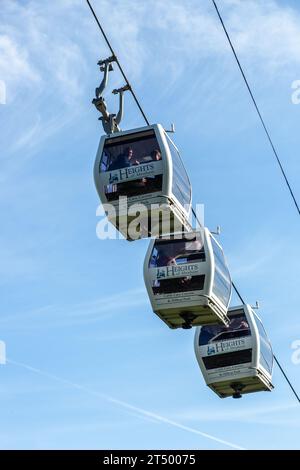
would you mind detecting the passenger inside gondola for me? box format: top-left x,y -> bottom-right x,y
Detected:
150,238 -> 206,294
107,147 -> 137,170
150,237 -> 205,268
151,149 -> 162,161
101,133 -> 162,172
102,138 -> 163,201
199,313 -> 251,346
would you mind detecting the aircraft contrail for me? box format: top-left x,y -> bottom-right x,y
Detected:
7,358 -> 245,450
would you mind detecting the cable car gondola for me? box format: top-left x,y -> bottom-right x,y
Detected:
194,304 -> 274,398
94,124 -> 192,240
143,228 -> 232,329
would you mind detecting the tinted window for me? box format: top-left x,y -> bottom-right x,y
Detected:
199,311 -> 251,346
253,315 -> 273,375
211,237 -> 231,307
104,175 -> 163,201
167,137 -> 191,208
152,275 -> 205,295
100,130 -> 162,172
203,349 -> 252,370
149,235 -> 205,268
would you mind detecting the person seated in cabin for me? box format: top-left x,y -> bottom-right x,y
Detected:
155,248 -> 177,267
151,149 -> 162,161
107,146 -> 149,197
137,149 -> 162,192
230,317 -> 250,332
108,147 -> 139,171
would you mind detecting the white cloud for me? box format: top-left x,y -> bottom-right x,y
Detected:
221,0 -> 300,70
10,115 -> 42,151
228,240 -> 280,280
0,288 -> 148,329
0,34 -> 39,91
2,0 -> 300,103
111,0 -> 300,74
0,0 -> 89,103
1,0 -> 299,143
81,0 -> 300,121
7,109 -> 81,157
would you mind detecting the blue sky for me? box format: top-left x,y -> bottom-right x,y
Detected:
0,0 -> 300,450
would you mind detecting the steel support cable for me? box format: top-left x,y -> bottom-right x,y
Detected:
85,0 -> 300,405
212,0 -> 300,405
86,0 -> 150,126
232,282 -> 300,404
211,0 -> 300,216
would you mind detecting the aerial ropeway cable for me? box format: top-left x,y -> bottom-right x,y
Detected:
85,0 -> 299,402
211,0 -> 300,217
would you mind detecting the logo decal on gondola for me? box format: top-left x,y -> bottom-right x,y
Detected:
109,173 -> 119,184
110,163 -> 155,182
156,264 -> 199,279
207,345 -> 216,355
157,269 -> 166,279
206,339 -> 246,355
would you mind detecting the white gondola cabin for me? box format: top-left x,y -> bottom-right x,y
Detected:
194,304 -> 274,398
94,124 -> 192,240
143,228 -> 232,329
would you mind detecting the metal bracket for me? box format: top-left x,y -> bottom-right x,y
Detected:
98,55 -> 116,70
165,123 -> 176,134
211,226 -> 221,236
252,301 -> 260,310
112,84 -> 131,95
95,55 -> 116,99
93,56 -> 131,134
111,84 -> 131,128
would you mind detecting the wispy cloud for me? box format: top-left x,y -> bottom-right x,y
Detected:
0,0 -> 88,102
1,0 -> 300,158
228,238 -> 281,279
0,288 -> 148,329
119,0 -> 300,73
10,115 -> 42,152
7,357 -> 245,450
2,0 -> 300,102
221,0 -> 300,70
0,33 -> 40,89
